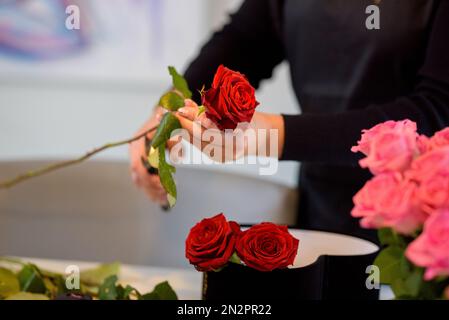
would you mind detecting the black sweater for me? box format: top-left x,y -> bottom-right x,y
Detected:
184,0 -> 449,242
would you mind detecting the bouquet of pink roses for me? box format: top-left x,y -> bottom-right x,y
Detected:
351,120 -> 449,299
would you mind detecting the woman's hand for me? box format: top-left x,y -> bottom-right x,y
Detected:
129,107 -> 169,205
175,99 -> 285,162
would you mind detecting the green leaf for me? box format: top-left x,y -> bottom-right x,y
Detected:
229,252 -> 241,265
140,281 -> 177,300
98,275 -> 118,300
378,228 -> 406,248
116,284 -> 137,300
153,281 -> 178,300
159,91 -> 185,111
148,146 -> 159,169
151,112 -> 182,149
167,194 -> 176,208
0,267 -> 20,298
197,105 -> 206,116
158,143 -> 177,207
404,269 -> 423,297
80,262 -> 120,286
5,292 -> 49,300
374,246 -> 404,284
43,276 -> 66,298
391,269 -> 423,298
18,264 -> 46,294
168,66 -> 192,99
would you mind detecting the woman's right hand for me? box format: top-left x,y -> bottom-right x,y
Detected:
129,107 -> 169,205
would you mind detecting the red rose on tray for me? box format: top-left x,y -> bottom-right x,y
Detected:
202,65 -> 259,130
235,223 -> 299,272
185,213 -> 240,272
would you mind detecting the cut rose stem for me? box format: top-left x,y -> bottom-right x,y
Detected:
0,125 -> 158,190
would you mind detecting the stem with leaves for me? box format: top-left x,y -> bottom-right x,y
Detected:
0,126 -> 158,190
0,66 -> 192,210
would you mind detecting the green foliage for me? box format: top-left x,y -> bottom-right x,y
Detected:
158,142 -> 177,207
18,264 -> 46,294
168,66 -> 192,99
80,262 -> 120,286
197,105 -> 206,116
374,229 -> 449,299
98,275 -> 119,300
148,146 -> 159,169
374,246 -> 404,284
378,228 -> 406,248
159,91 -> 185,111
99,276 -> 177,300
229,252 -> 241,265
151,112 -> 182,149
5,292 -> 49,300
139,66 -> 193,209
140,281 -> 178,300
0,257 -> 178,300
0,267 -> 20,298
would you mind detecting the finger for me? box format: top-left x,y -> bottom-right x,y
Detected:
175,114 -> 196,142
130,147 -> 150,188
197,112 -> 218,129
177,105 -> 198,121
184,99 -> 198,109
143,187 -> 167,205
140,174 -> 164,190
167,135 -> 184,163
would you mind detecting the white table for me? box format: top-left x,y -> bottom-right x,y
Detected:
5,257 -> 393,300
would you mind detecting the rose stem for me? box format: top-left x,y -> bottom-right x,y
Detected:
0,125 -> 158,190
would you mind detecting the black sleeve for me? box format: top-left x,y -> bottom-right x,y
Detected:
281,0 -> 449,165
183,0 -> 285,103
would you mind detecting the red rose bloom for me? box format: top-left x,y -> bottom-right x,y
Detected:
235,223 -> 299,272
185,213 -> 240,272
202,65 -> 259,130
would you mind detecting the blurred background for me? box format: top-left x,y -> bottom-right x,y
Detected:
0,0 -> 300,268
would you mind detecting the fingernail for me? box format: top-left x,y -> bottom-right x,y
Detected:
178,107 -> 187,115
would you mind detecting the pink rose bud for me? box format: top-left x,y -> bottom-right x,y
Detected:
405,209 -> 449,281
351,120 -> 420,175
429,127 -> 449,150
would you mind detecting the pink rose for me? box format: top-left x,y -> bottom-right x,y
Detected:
407,146 -> 449,182
429,128 -> 449,150
351,173 -> 427,235
416,172 -> 449,214
417,134 -> 431,154
406,209 -> 449,280
351,120 -> 401,155
351,120 -> 419,174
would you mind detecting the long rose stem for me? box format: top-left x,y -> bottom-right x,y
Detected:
0,126 -> 158,190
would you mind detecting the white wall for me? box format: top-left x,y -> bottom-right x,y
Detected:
0,0 -> 300,187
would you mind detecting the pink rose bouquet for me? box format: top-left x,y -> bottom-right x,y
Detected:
351,120 -> 449,299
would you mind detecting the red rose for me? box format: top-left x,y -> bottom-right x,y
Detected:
235,223 -> 299,272
185,213 -> 240,272
202,65 -> 259,130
